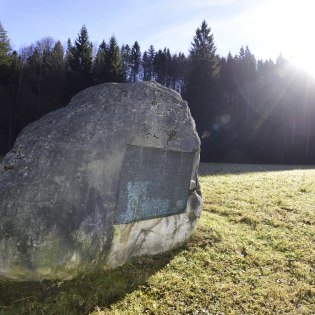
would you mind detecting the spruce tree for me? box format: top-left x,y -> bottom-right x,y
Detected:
220,52 -> 236,106
105,36 -> 122,82
130,41 -> 141,82
190,20 -> 216,60
154,48 -> 170,86
235,46 -> 257,125
142,51 -> 150,81
168,52 -> 186,93
184,20 -> 221,161
66,25 -> 93,94
121,44 -> 131,82
93,40 -> 107,83
142,45 -> 155,81
147,45 -> 155,80
184,20 -> 220,134
46,41 -> 66,110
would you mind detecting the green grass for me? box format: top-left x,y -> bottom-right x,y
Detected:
1,163 -> 315,314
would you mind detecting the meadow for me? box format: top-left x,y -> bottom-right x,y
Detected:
0,163 -> 314,314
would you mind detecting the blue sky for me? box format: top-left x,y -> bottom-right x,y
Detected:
0,0 -> 314,66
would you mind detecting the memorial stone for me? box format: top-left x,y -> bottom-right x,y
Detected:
0,81 -> 202,280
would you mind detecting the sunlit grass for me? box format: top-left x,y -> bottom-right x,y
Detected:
1,163 -> 315,314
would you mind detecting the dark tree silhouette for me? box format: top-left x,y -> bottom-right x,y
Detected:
130,41 -> 141,82
0,19 -> 314,165
184,20 -> 221,161
66,25 -> 93,95
104,36 -> 122,82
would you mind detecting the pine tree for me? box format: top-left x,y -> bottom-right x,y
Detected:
65,38 -> 73,70
234,46 -> 257,125
34,37 -> 55,109
66,25 -> 93,94
121,44 -> 131,82
130,41 -> 141,81
45,40 -> 66,110
142,45 -> 155,81
190,20 -> 216,60
170,52 -> 186,93
147,45 -> 155,80
93,40 -> 107,83
105,36 -> 122,82
142,51 -> 150,81
154,48 -> 171,86
220,52 -> 237,108
184,20 -> 221,161
184,20 -> 220,134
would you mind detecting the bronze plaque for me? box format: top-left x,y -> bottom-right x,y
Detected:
114,145 -> 194,224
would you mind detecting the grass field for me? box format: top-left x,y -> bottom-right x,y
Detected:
0,163 -> 314,314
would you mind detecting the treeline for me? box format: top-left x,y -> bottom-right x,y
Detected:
0,20 -> 314,164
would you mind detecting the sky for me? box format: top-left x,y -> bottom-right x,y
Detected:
1,0 -> 314,69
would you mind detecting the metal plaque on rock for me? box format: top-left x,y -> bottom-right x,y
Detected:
114,145 -> 195,224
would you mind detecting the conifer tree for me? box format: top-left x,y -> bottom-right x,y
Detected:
46,41 -> 66,110
220,52 -> 236,107
130,41 -> 141,81
184,20 -> 220,135
235,46 -> 257,125
121,44 -> 131,82
154,48 -> 171,86
93,40 -> 107,83
147,45 -> 156,80
142,51 -> 150,81
104,36 -> 122,82
170,52 -> 186,93
184,20 -> 221,161
142,45 -> 155,81
190,20 -> 216,60
66,25 -> 93,94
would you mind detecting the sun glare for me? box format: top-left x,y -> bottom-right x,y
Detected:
263,0 -> 315,77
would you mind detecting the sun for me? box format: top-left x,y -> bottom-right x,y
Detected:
263,0 -> 315,77
280,0 -> 315,78
288,52 -> 315,79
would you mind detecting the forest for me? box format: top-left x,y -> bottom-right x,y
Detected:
0,20 -> 314,164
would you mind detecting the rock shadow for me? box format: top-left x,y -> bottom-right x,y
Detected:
0,246 -> 184,315
199,162 -> 315,176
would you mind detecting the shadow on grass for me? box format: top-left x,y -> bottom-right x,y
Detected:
0,247 -> 183,315
199,162 -> 315,176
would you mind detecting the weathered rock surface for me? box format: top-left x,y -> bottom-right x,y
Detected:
0,81 -> 202,280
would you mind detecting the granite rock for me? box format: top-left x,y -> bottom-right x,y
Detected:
0,81 -> 202,280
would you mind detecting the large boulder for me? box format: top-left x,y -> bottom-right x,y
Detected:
0,81 -> 202,280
